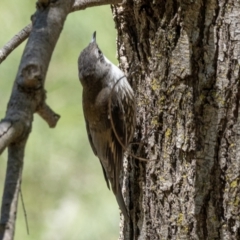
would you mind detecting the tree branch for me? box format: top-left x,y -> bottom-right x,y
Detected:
71,0 -> 122,11
0,141 -> 26,240
37,102 -> 60,128
0,0 -> 122,64
0,24 -> 32,64
0,0 -> 74,238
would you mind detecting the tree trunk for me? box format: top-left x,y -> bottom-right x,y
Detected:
113,0 -> 240,239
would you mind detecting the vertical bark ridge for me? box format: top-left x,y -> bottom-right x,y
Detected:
113,0 -> 240,239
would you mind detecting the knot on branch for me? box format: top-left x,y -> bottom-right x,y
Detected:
16,66 -> 60,128
36,0 -> 50,9
36,0 -> 59,10
19,64 -> 43,90
37,103 -> 61,128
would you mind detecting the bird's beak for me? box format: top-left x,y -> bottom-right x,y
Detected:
91,31 -> 96,43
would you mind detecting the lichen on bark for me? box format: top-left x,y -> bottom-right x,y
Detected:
113,0 -> 240,239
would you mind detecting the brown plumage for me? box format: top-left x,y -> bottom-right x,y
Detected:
78,32 -> 135,219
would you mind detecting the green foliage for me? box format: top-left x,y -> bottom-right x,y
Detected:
0,1 -> 119,239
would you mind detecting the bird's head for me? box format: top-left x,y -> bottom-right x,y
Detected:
78,31 -> 110,87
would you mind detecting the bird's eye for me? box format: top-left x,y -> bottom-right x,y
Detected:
95,48 -> 104,61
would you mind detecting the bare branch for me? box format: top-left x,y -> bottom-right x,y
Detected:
0,24 -> 32,64
0,0 -> 122,64
19,188 -> 29,235
0,140 -> 26,240
0,0 -> 74,238
71,0 -> 122,12
37,103 -> 60,128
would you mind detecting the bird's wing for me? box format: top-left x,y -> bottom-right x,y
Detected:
85,86 -> 135,220
85,97 -> 125,195
107,89 -> 135,220
85,120 -> 110,190
85,121 -> 97,156
109,94 -> 127,193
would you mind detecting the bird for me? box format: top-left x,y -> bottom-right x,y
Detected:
78,31 -> 135,220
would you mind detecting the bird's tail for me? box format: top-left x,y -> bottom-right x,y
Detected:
115,186 -> 129,221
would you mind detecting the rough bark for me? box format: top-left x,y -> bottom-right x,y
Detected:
113,0 -> 240,239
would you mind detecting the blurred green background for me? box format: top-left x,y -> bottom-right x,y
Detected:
0,1 -> 119,239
